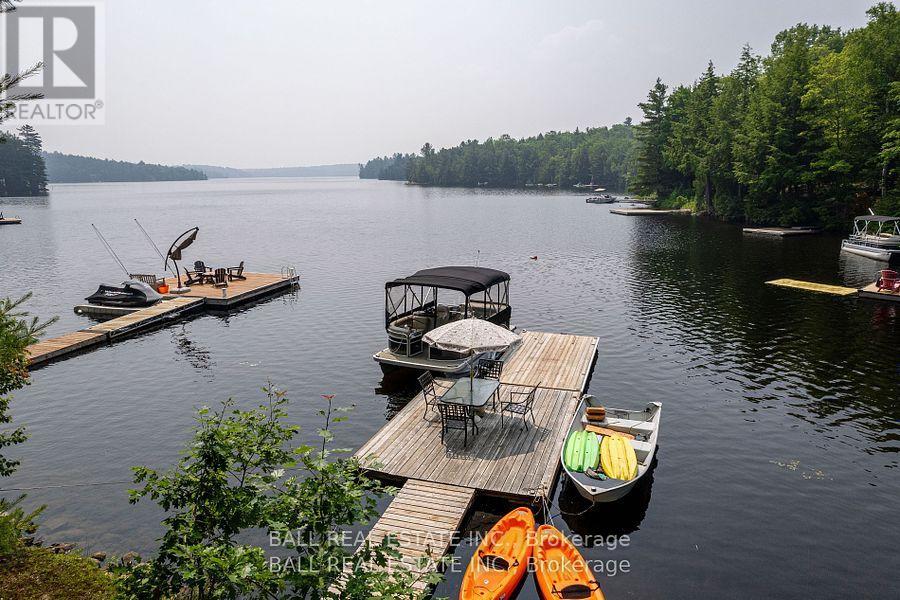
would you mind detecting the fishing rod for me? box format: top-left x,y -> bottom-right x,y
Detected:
134,218 -> 165,261
134,218 -> 176,277
91,223 -> 131,278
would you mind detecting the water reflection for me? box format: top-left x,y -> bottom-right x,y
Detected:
171,325 -> 214,373
555,456 -> 656,538
624,216 -> 900,453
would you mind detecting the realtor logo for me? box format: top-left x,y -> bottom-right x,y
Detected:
1,1 -> 105,124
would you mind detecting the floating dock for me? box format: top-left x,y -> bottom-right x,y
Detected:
766,279 -> 857,296
743,226 -> 821,236
27,272 -> 299,368
609,208 -> 692,216
858,283 -> 900,303
353,331 -> 598,585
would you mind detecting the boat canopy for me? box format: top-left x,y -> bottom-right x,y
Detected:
385,266 -> 509,295
384,266 -> 511,331
854,215 -> 900,223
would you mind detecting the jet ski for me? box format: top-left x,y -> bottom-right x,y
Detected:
85,280 -> 163,308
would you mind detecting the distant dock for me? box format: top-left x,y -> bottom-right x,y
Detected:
743,226 -> 821,236
27,272 -> 299,368
352,331 -> 598,585
610,208 -> 691,216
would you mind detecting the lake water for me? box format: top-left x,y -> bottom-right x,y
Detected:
0,178 -> 897,599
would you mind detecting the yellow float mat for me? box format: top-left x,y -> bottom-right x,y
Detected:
600,435 -> 638,481
766,279 -> 857,296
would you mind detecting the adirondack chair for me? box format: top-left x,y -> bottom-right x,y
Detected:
877,270 -> 898,291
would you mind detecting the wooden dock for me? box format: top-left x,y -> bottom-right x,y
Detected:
609,208 -> 692,216
743,226 -> 821,237
363,480 -> 475,591
858,282 -> 900,303
27,272 -> 299,368
351,331 -> 598,588
766,278 -> 858,296
28,297 -> 204,366
162,272 -> 295,308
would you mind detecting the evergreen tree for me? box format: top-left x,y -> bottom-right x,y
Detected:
16,125 -> 48,196
633,79 -> 671,197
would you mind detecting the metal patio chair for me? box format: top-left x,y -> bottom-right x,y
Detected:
438,401 -> 476,447
500,382 -> 540,430
418,371 -> 443,418
474,358 -> 503,409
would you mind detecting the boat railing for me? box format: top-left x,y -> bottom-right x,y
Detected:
847,233 -> 900,247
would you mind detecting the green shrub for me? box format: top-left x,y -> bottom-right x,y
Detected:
115,388 -> 436,600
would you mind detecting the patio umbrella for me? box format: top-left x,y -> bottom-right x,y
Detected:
423,318 -> 521,354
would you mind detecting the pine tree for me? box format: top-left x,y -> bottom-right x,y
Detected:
16,125 -> 48,196
633,78 -> 671,198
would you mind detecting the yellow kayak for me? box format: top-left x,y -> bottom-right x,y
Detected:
600,435 -> 637,480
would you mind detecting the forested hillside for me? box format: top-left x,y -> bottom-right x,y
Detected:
632,3 -> 900,227
360,124 -> 636,189
44,153 -> 207,183
409,124 -> 635,190
187,163 -> 359,178
359,153 -> 415,180
0,126 -> 48,197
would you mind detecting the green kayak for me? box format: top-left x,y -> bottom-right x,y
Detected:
563,430 -> 600,473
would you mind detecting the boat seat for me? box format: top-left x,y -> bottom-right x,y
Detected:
629,439 -> 654,462
599,417 -> 654,436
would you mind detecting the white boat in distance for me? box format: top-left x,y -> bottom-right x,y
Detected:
562,395 -> 661,503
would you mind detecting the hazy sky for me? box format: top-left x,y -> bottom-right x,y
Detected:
15,0 -> 877,167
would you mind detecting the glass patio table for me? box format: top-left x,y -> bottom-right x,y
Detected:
439,377 -> 501,409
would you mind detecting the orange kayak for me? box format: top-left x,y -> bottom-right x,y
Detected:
533,525 -> 605,600
460,507 -> 535,600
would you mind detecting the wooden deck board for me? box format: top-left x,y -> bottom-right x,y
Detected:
500,331 -> 598,392
27,330 -> 108,365
349,330 -> 597,590
356,331 -> 597,500
164,272 -> 298,306
349,479 -> 475,592
858,282 -> 900,303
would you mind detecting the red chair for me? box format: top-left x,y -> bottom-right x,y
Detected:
876,269 -> 898,291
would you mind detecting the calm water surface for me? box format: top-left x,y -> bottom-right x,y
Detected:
0,178 -> 897,599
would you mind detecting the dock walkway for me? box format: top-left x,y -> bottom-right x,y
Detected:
743,226 -> 820,237
353,330 -> 598,589
27,272 -> 298,368
609,208 -> 691,216
28,297 -> 204,366
363,480 -> 475,591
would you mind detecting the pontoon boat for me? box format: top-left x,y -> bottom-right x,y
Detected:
840,215 -> 900,262
373,266 -> 512,374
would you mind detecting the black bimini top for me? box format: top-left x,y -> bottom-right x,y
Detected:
386,266 -> 510,296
